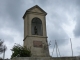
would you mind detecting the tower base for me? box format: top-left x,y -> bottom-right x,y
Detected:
11,56 -> 80,60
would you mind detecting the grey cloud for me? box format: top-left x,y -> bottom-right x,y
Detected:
5,0 -> 24,31
1,0 -> 37,33
44,0 -> 80,47
36,0 -> 77,8
0,0 -> 24,58
35,0 -> 49,6
0,0 -> 23,34
47,23 -> 69,47
76,0 -> 80,6
75,47 -> 80,55
46,8 -> 70,47
74,14 -> 80,37
73,2 -> 80,37
0,34 -> 14,43
0,1 -> 25,41
5,0 -> 23,19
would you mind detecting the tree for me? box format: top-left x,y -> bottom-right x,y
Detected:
0,39 -> 4,54
0,39 -> 7,59
0,57 -> 2,60
11,44 -> 31,59
0,39 -> 7,54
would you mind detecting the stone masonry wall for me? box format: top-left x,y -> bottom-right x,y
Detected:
12,56 -> 80,60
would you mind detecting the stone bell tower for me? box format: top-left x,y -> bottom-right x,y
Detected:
23,5 -> 49,57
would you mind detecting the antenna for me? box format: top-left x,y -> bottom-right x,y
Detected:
52,40 -> 61,57
55,40 -> 58,57
48,40 -> 51,46
52,41 -> 56,56
56,40 -> 61,57
70,38 -> 73,57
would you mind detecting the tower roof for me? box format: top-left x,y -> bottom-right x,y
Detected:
23,5 -> 47,19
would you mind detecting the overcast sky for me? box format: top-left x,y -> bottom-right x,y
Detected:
0,0 -> 80,59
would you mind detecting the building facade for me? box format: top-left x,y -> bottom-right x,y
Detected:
23,5 -> 49,57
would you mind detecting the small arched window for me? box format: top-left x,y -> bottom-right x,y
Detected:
31,17 -> 43,36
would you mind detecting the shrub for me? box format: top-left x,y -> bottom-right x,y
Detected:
11,44 -> 31,59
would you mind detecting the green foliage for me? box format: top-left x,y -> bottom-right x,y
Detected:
11,44 -> 31,59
